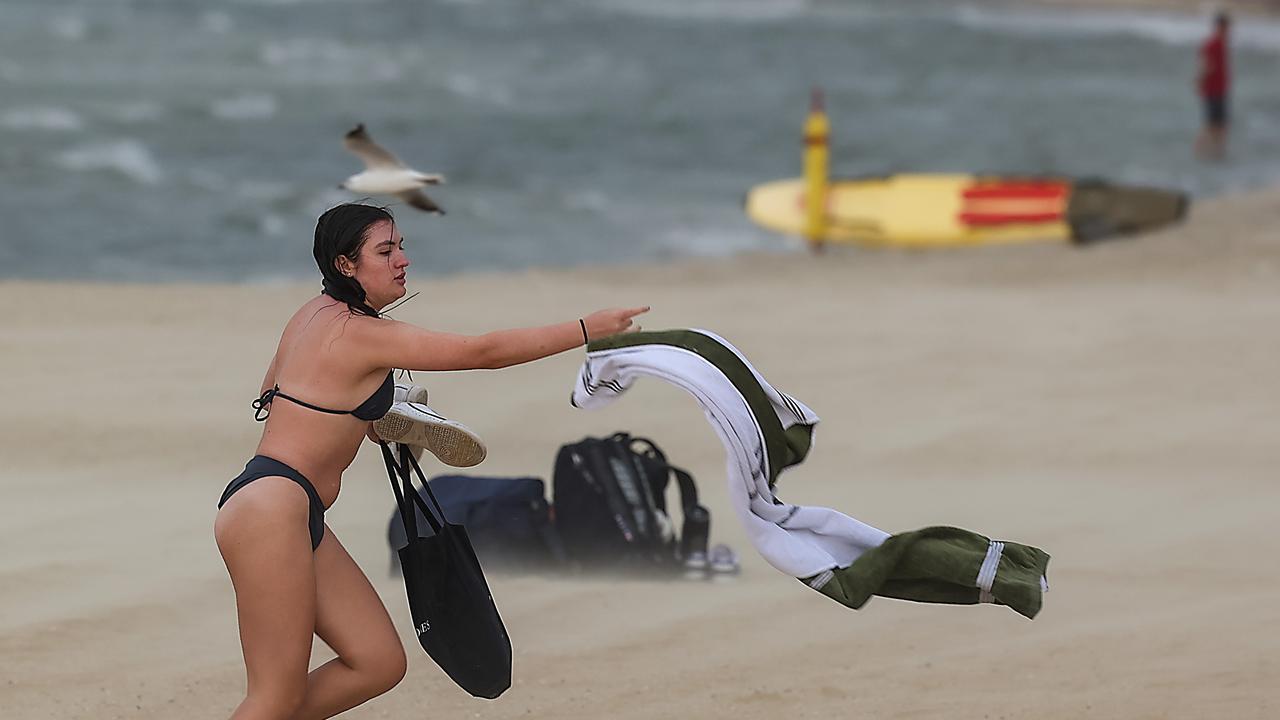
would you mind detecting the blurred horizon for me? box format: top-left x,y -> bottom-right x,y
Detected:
3,0 -> 1279,283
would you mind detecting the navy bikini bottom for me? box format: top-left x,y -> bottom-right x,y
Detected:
218,455 -> 326,550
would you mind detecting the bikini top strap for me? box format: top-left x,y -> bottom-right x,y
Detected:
251,387 -> 277,422
252,385 -> 352,421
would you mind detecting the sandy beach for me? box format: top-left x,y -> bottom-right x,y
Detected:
2,185 -> 1278,719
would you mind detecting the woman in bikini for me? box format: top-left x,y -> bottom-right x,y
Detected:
214,202 -> 646,719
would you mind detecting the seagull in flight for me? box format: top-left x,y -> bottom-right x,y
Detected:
340,124 -> 445,214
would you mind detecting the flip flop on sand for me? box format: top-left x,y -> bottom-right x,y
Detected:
708,543 -> 740,579
374,400 -> 487,468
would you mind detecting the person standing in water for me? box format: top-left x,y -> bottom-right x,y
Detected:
1195,11 -> 1232,160
214,202 -> 647,719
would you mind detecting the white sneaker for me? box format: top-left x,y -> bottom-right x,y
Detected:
393,382 -> 429,405
373,401 -> 487,468
385,383 -> 429,462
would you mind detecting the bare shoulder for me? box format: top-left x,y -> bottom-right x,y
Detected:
269,296 -> 386,367
276,296 -> 372,344
338,313 -> 421,358
310,304 -> 409,367
283,295 -> 347,336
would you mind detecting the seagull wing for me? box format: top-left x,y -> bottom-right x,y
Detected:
343,124 -> 405,170
395,189 -> 445,215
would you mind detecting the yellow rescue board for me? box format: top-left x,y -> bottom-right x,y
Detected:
745,174 -> 1072,248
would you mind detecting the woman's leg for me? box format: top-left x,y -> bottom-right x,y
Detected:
215,477 -> 318,720
289,526 -> 407,720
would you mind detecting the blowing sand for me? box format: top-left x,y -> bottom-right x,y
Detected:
2,186 -> 1278,719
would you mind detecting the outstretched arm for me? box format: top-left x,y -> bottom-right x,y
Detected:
355,306 -> 649,372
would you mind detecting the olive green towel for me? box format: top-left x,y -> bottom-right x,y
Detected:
577,329 -> 1050,619
806,526 -> 1050,620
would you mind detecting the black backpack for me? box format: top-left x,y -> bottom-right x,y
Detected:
552,432 -> 709,573
388,474 -> 566,575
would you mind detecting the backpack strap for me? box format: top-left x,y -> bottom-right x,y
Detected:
635,449 -> 710,562
624,437 -> 711,561
627,435 -> 701,517
668,466 -> 700,516
626,434 -> 668,465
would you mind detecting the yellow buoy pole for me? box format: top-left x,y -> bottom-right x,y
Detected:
802,87 -> 830,252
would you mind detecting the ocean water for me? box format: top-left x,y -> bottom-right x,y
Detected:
3,0 -> 1279,282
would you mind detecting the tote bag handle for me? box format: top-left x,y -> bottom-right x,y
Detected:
380,441 -> 449,541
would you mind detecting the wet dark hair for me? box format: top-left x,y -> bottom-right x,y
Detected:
313,202 -> 394,318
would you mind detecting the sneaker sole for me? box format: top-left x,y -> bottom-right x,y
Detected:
374,408 -> 487,468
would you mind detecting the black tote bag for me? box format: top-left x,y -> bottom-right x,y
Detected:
381,442 -> 512,699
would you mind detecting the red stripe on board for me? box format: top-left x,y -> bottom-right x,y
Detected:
962,183 -> 1068,201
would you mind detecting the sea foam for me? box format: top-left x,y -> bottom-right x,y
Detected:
2,107 -> 84,132
56,140 -> 164,185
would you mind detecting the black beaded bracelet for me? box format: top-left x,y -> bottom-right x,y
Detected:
579,318 -> 589,345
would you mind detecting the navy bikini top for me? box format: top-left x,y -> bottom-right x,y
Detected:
253,371 -> 394,422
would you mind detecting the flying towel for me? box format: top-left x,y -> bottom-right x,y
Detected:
570,329 -> 1050,619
